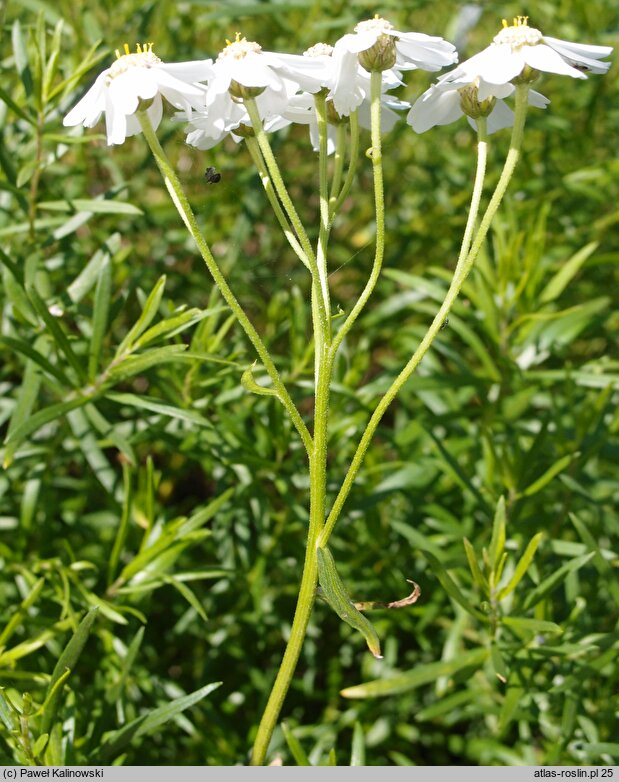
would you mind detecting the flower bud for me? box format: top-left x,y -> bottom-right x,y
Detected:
458,83 -> 496,119
326,100 -> 346,125
358,33 -> 397,72
513,64 -> 540,84
137,96 -> 155,112
229,81 -> 266,100
233,123 -> 255,138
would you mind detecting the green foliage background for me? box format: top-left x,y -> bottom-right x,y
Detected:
0,0 -> 618,766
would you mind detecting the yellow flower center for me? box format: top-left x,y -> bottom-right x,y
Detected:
218,33 -> 262,61
108,42 -> 160,81
493,16 -> 543,48
304,43 -> 334,58
354,16 -> 394,35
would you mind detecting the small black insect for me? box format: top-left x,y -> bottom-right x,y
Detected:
205,166 -> 221,184
440,318 -> 449,330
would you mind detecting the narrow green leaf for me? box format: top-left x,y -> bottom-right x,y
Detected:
67,235 -> 121,304
67,407 -> 116,495
281,722 -> 311,766
41,607 -> 99,733
32,732 -> 49,760
107,626 -> 145,705
496,532 -> 543,600
0,336 -> 68,384
0,688 -> 20,732
3,353 -> 43,467
12,20 -> 33,96
97,682 -> 221,762
498,686 -> 524,735
88,256 -> 112,379
0,85 -> 34,124
42,19 -> 63,101
3,397 -> 90,464
38,198 -> 142,215
540,242 -> 598,304
241,363 -> 279,398
502,617 -> 563,634
580,743 -> 619,759
420,551 -> 484,620
341,648 -> 488,699
115,275 -> 166,355
107,392 -> 213,428
108,462 -> 133,586
0,577 -> 45,647
463,537 -> 487,593
132,308 -> 206,349
107,344 -> 188,380
350,722 -> 365,766
317,547 -> 382,659
163,577 -> 207,622
522,552 -> 594,610
488,496 -> 506,575
490,643 -> 509,683
519,453 -> 577,498
26,284 -> 86,382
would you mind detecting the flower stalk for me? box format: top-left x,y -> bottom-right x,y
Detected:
137,110 -> 312,455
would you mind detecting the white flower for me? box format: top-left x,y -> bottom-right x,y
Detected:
182,35 -> 320,149
331,16 -> 457,115
283,90 -> 409,154
276,42 -> 408,151
408,79 -> 549,134
63,43 -> 212,145
447,16 -> 612,86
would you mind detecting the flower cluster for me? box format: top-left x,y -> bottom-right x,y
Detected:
63,16 -> 612,146
408,16 -> 612,134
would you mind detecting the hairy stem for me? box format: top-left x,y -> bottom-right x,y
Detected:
137,111 -> 312,455
319,85 -> 530,548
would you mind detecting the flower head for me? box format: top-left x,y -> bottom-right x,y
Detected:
448,16 -> 612,86
408,78 -> 549,134
63,43 -> 212,145
181,34 -> 326,149
331,16 -> 457,115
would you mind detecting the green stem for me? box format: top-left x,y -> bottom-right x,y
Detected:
329,71 -> 385,361
329,110 -> 359,227
329,123 -> 347,210
244,98 -> 329,345
250,96 -> 341,768
315,92 -> 332,341
245,137 -> 310,270
457,116 -> 488,272
137,111 -> 312,456
318,84 -> 530,548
